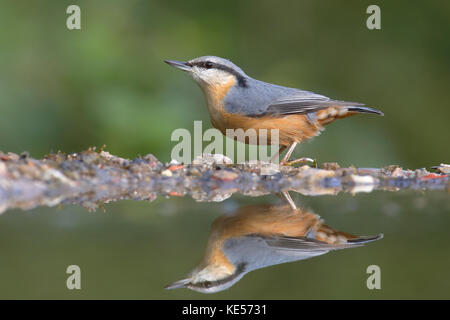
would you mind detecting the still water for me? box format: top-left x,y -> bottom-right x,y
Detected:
0,190 -> 448,299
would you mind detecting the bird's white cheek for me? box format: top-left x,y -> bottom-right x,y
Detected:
190,69 -> 204,84
191,265 -> 231,283
207,71 -> 233,86
190,69 -> 231,87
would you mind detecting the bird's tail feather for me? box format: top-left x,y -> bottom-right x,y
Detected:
347,106 -> 384,116
347,233 -> 384,244
332,233 -> 384,250
316,104 -> 383,125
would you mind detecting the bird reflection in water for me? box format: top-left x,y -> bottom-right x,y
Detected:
166,195 -> 383,293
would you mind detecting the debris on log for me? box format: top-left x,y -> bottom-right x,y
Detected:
0,148 -> 448,213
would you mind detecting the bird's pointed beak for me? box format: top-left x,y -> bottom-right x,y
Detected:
164,60 -> 192,72
164,278 -> 190,290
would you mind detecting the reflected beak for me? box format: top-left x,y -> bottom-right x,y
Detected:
164,278 -> 190,290
164,60 -> 191,72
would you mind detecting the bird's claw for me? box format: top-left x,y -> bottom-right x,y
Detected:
281,157 -> 317,167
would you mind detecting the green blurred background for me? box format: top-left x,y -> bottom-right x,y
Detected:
0,0 -> 449,300
0,0 -> 449,167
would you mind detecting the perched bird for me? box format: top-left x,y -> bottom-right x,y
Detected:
165,56 -> 383,165
165,203 -> 383,293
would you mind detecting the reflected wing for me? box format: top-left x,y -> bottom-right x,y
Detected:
222,234 -> 383,272
265,234 -> 383,252
222,235 -> 336,271
264,235 -> 336,253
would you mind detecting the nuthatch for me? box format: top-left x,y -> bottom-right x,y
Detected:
165,203 -> 383,293
165,56 -> 383,165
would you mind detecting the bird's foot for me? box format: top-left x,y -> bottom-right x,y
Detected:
280,157 -> 317,167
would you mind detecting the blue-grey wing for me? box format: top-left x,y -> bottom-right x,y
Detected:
265,96 -> 365,116
223,79 -> 364,117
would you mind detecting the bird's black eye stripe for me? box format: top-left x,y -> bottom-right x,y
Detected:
189,60 -> 248,87
192,61 -> 214,69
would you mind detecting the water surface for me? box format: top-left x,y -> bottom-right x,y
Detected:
0,190 -> 448,299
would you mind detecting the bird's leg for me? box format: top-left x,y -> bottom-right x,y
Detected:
281,142 -> 297,163
282,191 -> 297,210
280,141 -> 317,167
270,146 -> 286,163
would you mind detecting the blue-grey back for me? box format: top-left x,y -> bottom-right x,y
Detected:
223,78 -> 329,116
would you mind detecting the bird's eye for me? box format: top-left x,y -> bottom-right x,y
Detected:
204,61 -> 213,69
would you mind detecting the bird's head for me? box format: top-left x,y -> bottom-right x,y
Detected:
165,56 -> 248,89
165,263 -> 246,294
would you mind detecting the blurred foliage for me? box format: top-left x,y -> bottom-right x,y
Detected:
0,0 -> 448,168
